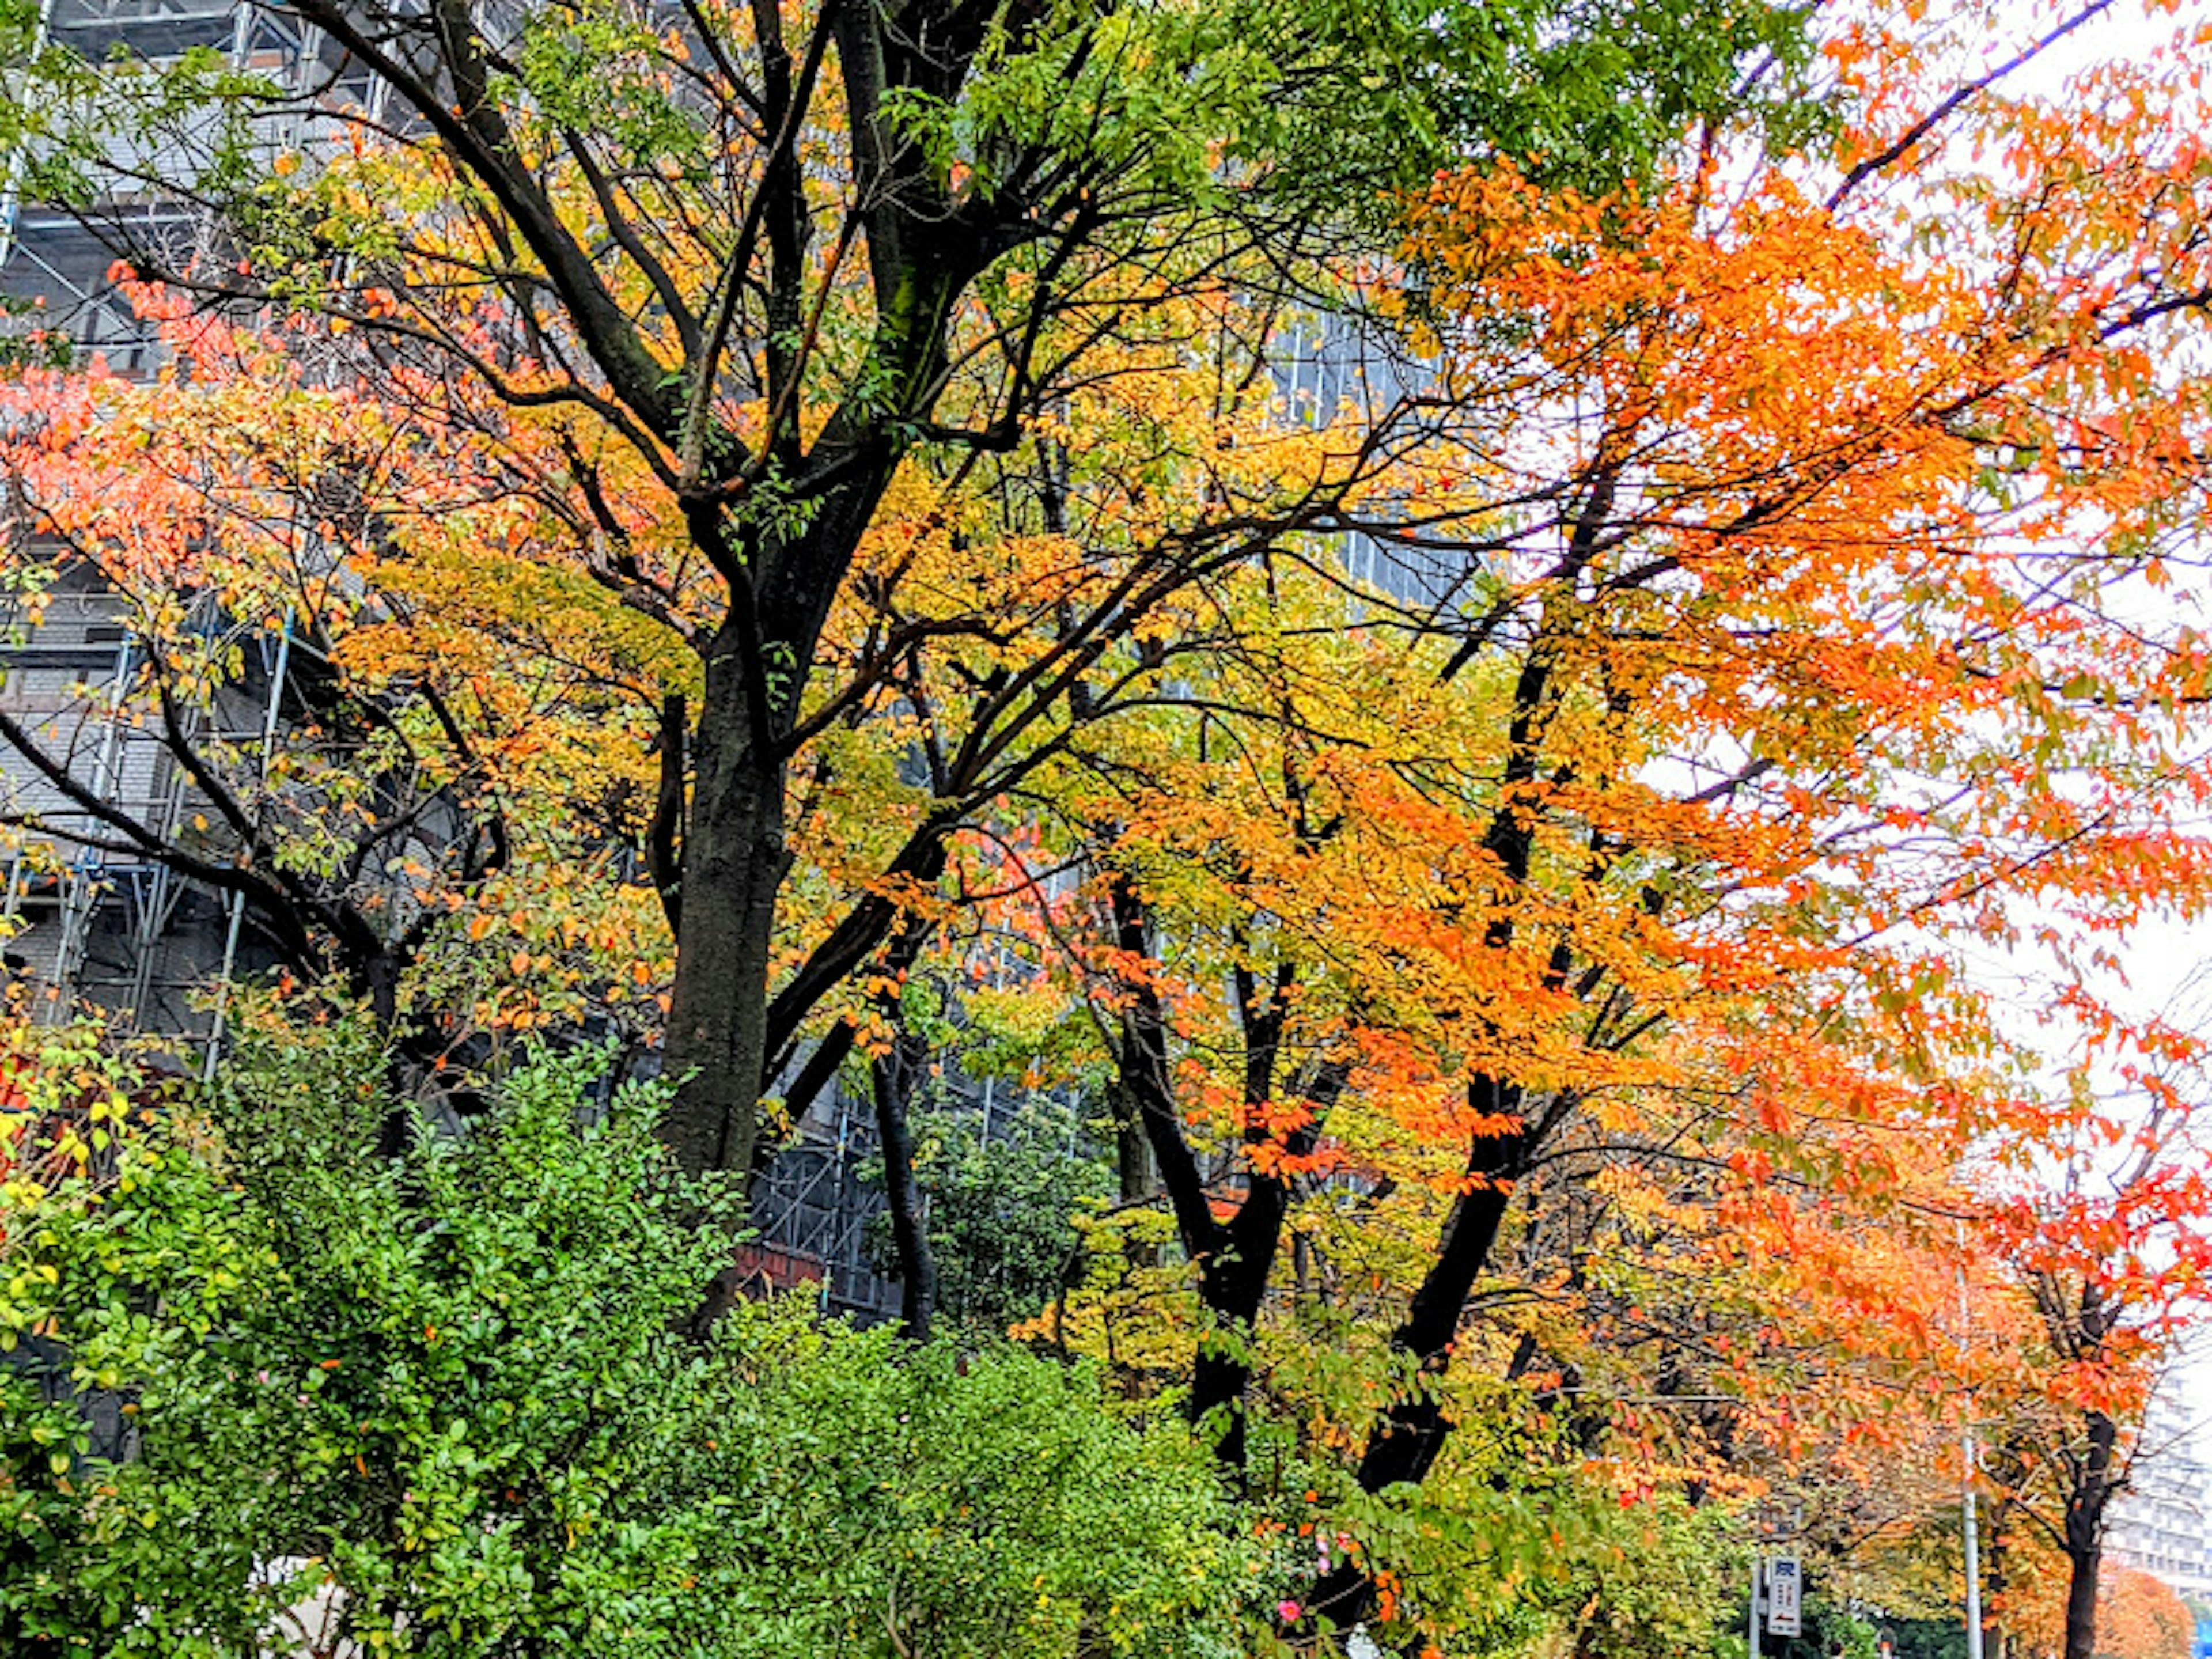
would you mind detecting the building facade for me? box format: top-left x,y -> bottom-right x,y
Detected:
2106,1393 -> 2212,1599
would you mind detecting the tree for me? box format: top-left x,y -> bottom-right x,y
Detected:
0,0 -> 1819,1186
992,0 -> 2212,1637
2,260 -> 1414,1331
1961,999 -> 2212,1659
7,2 -> 2212,1649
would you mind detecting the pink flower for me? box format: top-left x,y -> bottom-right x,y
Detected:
1278,1600 -> 1302,1624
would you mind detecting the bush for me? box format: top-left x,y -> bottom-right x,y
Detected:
1,1018 -> 1266,1657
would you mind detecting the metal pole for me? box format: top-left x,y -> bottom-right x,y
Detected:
202,616 -> 291,1084
1960,1222 -> 1985,1659
1748,1554 -> 1762,1658
1963,1430 -> 1983,1659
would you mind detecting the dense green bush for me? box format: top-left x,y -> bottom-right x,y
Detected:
1,1020 -> 1267,1657
2,1020 -> 272,1655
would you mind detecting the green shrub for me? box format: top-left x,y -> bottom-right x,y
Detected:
1,1020 -> 1266,1657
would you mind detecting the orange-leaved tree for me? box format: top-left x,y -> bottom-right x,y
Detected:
998,0 -> 2212,1639
1965,993 -> 2212,1659
0,298 -> 681,1094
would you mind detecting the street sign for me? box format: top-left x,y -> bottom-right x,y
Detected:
1766,1553 -> 1804,1637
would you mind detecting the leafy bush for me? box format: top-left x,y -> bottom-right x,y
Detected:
2,1018 -> 267,1655
1,1018 -> 1266,1657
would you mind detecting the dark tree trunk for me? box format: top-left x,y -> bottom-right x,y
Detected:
661,634 -> 790,1177
2062,1541 -> 2099,1659
1106,874 -> 1347,1472
870,1007 -> 937,1339
1299,611 -> 1568,1634
1190,1281 -> 1262,1469
2062,1407 -> 2119,1659
1113,1082 -> 1156,1203
647,691 -> 687,936
1188,1062 -> 1345,1472
1308,1077 -> 1528,1633
859,840 -> 951,1336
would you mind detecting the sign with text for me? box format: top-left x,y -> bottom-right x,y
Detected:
1766,1554 -> 1803,1637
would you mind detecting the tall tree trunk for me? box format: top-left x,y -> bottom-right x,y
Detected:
862,849 -> 951,1338
1112,1081 -> 1156,1203
1190,1266 -> 1265,1471
1306,1078 -> 1528,1633
662,635 -> 789,1177
2063,1407 -> 2120,1659
1188,1063 -> 1344,1472
2062,1547 -> 2099,1659
1105,874 -> 1345,1472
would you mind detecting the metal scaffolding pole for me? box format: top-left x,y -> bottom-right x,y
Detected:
201,613 -> 290,1082
1961,1222 -> 1984,1659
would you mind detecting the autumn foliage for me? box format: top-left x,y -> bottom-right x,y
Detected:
3,0 -> 2212,1654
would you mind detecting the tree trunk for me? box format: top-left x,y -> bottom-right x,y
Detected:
661,634 -> 790,1177
1105,876 -> 1349,1472
858,837 -> 952,1335
2062,1407 -> 2120,1659
870,1006 -> 937,1340
2062,1544 -> 2099,1659
1113,1082 -> 1156,1203
1188,1063 -> 1345,1473
1191,1264 -> 1266,1471
1307,1079 -> 1527,1633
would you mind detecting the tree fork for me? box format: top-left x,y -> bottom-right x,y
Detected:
1306,1078 -> 1528,1634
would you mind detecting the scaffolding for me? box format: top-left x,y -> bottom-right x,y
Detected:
748,1093 -> 902,1323
0,0 -> 378,368
0,566 -> 290,1060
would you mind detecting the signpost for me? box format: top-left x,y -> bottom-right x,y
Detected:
1766,1553 -> 1804,1638
1749,1502 -> 1805,1656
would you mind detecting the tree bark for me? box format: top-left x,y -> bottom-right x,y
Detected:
1307,1077 -> 1528,1633
1188,1060 -> 1345,1471
870,1004 -> 938,1339
858,840 -> 952,1336
1112,1079 -> 1156,1203
661,632 -> 790,1176
1105,874 -> 1347,1471
647,691 -> 687,937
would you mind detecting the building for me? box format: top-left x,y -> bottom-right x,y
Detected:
2106,1392 -> 2212,1599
